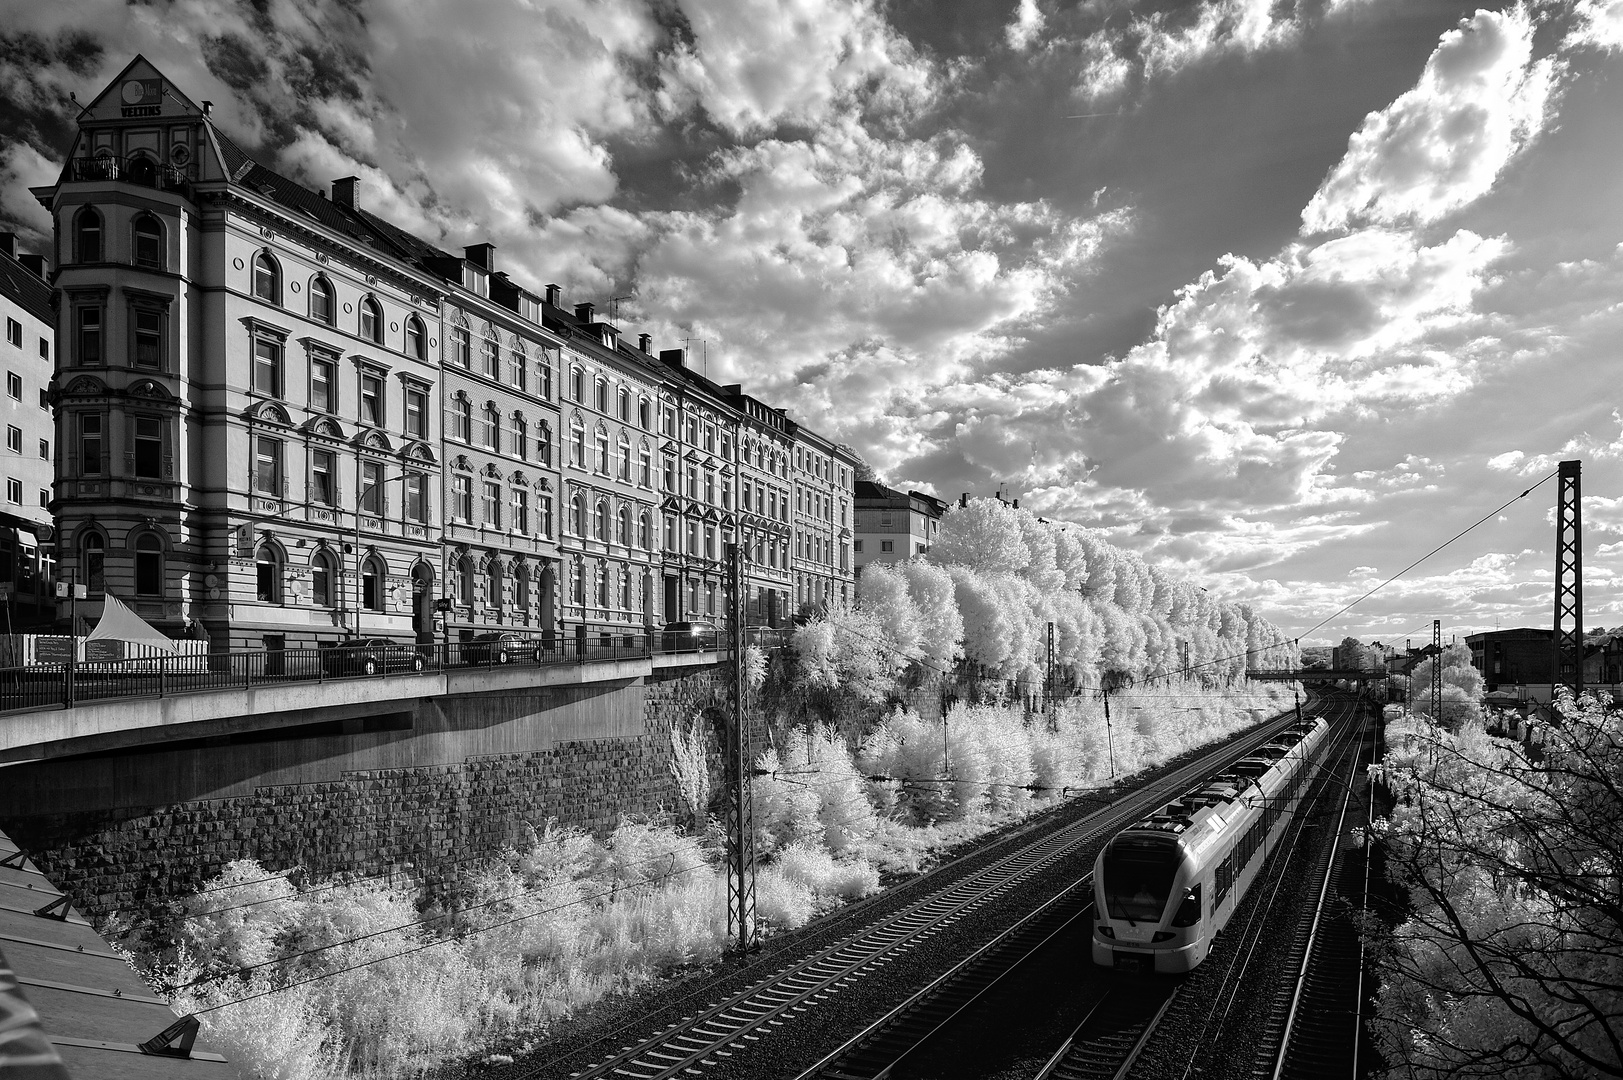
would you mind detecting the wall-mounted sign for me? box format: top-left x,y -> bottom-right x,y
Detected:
120,78 -> 164,117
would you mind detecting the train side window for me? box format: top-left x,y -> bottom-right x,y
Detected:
1171,884 -> 1202,927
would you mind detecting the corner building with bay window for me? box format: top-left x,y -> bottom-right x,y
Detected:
37,57 -> 450,648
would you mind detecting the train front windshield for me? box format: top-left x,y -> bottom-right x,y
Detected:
1102,841 -> 1181,924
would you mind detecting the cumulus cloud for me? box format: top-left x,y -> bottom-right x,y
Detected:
1567,0 -> 1623,51
1301,7 -> 1556,233
1006,0 -> 1046,51
656,0 -> 933,136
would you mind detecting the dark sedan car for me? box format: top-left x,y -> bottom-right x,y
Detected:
661,620 -> 719,652
322,637 -> 426,676
463,631 -> 532,665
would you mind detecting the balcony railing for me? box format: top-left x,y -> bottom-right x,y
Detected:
0,623 -> 793,717
70,156 -> 193,192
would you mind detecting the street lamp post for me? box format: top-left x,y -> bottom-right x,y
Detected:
351,466 -> 418,638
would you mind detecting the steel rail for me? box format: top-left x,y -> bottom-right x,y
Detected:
538,704 -> 1316,1080
1039,698 -> 1363,1080
1263,703 -> 1372,1080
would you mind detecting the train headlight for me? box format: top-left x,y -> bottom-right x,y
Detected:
1097,926 -> 1115,939
1151,931 -> 1176,943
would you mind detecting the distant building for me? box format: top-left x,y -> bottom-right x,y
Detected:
1582,634 -> 1623,686
1466,628 -> 1553,691
852,481 -> 948,571
0,232 -> 55,628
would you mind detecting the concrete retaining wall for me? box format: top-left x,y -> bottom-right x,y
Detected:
0,663 -> 731,919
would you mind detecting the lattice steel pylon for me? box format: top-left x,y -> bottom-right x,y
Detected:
724,542 -> 758,952
1553,459 -> 1584,699
1431,620 -> 1442,724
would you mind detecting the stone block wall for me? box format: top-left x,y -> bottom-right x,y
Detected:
2,663 -> 731,921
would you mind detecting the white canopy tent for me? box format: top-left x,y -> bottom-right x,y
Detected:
85,593 -> 180,655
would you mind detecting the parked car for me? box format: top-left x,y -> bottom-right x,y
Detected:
661,620 -> 719,652
463,631 -> 532,665
322,637 -> 425,676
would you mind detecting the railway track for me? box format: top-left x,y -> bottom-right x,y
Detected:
1038,698 -> 1369,1080
1253,703 -> 1374,1080
534,705 -> 1317,1080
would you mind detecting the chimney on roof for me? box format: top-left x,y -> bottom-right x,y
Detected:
331,176 -> 359,208
638,333 -> 652,353
202,100 -> 213,116
545,284 -> 561,306
18,254 -> 47,279
574,302 -> 595,323
0,234 -> 14,259
660,348 -> 685,368
464,243 -> 495,271
960,493 -> 968,507
1012,499 -> 1019,509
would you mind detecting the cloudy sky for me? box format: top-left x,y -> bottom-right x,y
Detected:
3,0 -> 1622,646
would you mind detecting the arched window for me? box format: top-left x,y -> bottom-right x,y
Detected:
595,500 -> 609,540
488,559 -> 504,610
638,398 -> 651,430
617,387 -> 630,421
359,296 -> 382,343
570,494 -> 584,536
361,554 -> 385,611
482,336 -> 499,378
253,251 -> 280,303
452,324 -> 471,367
458,556 -> 476,606
134,534 -> 164,597
569,415 -> 585,468
638,442 -> 651,487
484,404 -> 500,451
127,155 -> 156,186
620,568 -> 632,611
76,207 -> 102,263
537,420 -> 552,466
82,532 -> 105,592
256,543 -> 283,603
132,214 -> 163,269
511,413 -> 528,461
454,395 -> 472,442
595,426 -> 610,474
617,433 -> 631,481
595,377 -> 608,413
311,550 -> 335,607
309,276 -> 334,324
617,505 -> 631,546
571,366 -> 584,402
596,562 -> 610,609
404,316 -> 425,360
639,512 -> 651,549
515,563 -> 531,613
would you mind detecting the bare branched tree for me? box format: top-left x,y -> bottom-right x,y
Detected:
1369,692 -> 1623,1078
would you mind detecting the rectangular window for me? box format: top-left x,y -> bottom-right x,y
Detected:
686,465 -> 697,500
663,457 -> 675,493
253,338 -> 280,395
360,373 -> 384,427
5,318 -> 19,347
311,358 -> 335,412
133,308 -> 162,368
39,488 -> 48,508
704,471 -> 714,504
483,339 -> 500,378
5,478 -> 19,504
361,460 -> 383,515
639,449 -> 651,487
512,489 -> 528,533
5,425 -> 18,453
687,520 -> 698,556
539,356 -> 553,401
311,450 -> 335,505
881,540 -> 894,553
483,481 -> 501,528
454,475 -> 473,521
5,372 -> 19,399
509,352 -> 526,391
80,413 -> 102,474
38,338 -> 47,362
39,438 -> 49,459
77,306 -> 102,364
133,417 -> 162,478
704,526 -> 715,560
453,326 -> 471,368
405,473 -> 427,522
853,539 -> 864,552
255,436 -> 282,495
664,515 -> 676,552
405,388 -> 427,438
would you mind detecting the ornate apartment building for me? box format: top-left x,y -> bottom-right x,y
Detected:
791,430 -> 857,612
437,249 -> 562,642
32,56 -> 863,647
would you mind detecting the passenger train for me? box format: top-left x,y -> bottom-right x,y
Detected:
1091,714 -> 1332,973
